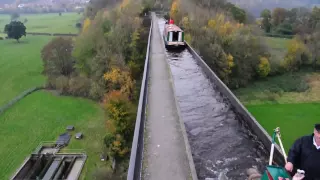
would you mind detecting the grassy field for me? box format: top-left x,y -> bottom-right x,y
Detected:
264,36 -> 291,51
0,36 -> 52,107
0,12 -> 81,33
247,103 -> 319,151
235,68 -> 320,149
0,91 -> 106,180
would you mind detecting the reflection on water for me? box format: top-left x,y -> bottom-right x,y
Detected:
158,18 -> 267,179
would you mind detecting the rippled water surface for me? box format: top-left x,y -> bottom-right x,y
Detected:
158,18 -> 268,179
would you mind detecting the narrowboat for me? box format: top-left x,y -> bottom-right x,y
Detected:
163,19 -> 186,49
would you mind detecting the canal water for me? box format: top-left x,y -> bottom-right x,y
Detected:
158,18 -> 268,179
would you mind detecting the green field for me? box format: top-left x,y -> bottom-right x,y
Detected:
0,36 -> 52,106
247,103 -> 319,151
264,36 -> 291,51
0,12 -> 81,33
263,37 -> 291,67
0,91 -> 106,179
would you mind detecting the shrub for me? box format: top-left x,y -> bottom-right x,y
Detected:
55,76 -> 69,93
89,81 -> 106,100
68,76 -> 91,97
257,57 -> 271,77
104,133 -> 130,158
75,22 -> 82,28
267,73 -> 309,92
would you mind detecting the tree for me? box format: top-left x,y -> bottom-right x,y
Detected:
104,90 -> 136,158
41,37 -> 75,77
10,12 -> 20,21
272,8 -> 287,26
288,7 -> 312,35
306,32 -> 320,69
260,9 -> 272,33
309,6 -> 320,31
170,0 -> 180,22
257,57 -> 271,77
201,43 -> 231,83
275,21 -> 293,35
282,38 -> 309,71
225,3 -> 247,23
4,21 -> 26,42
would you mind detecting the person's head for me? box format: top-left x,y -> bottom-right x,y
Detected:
314,124 -> 320,141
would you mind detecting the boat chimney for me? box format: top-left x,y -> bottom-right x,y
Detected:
169,18 -> 174,25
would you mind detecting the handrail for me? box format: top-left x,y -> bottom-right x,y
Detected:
127,18 -> 153,180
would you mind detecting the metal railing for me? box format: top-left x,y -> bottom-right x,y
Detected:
127,19 -> 153,180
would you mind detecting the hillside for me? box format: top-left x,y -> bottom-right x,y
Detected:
229,0 -> 320,16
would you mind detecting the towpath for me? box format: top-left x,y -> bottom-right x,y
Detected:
142,13 -> 192,180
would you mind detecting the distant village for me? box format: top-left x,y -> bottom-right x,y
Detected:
0,0 -> 89,13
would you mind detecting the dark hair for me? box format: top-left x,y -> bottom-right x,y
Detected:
315,124 -> 320,131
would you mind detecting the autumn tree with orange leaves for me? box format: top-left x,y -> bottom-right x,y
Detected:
104,90 -> 136,158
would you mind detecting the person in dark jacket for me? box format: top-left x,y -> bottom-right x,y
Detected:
285,124 -> 320,180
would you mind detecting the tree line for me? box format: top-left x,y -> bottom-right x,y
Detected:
40,0 -> 150,178
259,6 -> 320,71
259,6 -> 320,36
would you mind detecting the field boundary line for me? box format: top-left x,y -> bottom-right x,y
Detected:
0,86 -> 44,116
1,31 -> 78,37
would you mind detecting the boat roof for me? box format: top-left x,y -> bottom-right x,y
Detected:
165,24 -> 183,32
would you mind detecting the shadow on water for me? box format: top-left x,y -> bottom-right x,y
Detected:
157,17 -> 268,180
